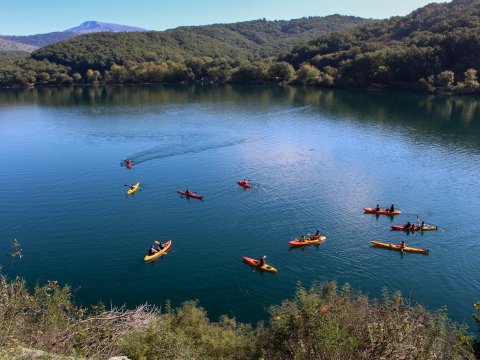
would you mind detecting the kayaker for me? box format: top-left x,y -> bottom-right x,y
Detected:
300,235 -> 306,242
400,240 -> 406,253
258,255 -> 266,267
148,245 -> 158,256
374,204 -> 380,211
314,229 -> 320,236
156,242 -> 165,251
405,221 -> 411,229
389,204 -> 395,212
129,184 -> 136,191
185,188 -> 191,196
419,220 -> 425,228
125,159 -> 131,165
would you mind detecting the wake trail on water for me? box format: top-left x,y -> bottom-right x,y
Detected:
128,138 -> 255,165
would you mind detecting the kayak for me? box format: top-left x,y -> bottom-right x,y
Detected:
364,207 -> 401,215
391,225 -> 437,231
238,180 -> 252,189
242,256 -> 277,273
144,240 -> 172,262
289,235 -> 326,247
125,160 -> 132,169
177,190 -> 204,199
370,241 -> 429,254
127,182 -> 140,195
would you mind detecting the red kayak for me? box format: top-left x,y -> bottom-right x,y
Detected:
124,160 -> 132,169
177,190 -> 204,199
238,180 -> 252,189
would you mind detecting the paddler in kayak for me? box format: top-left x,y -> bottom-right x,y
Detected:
400,240 -> 406,253
148,245 -> 158,256
389,204 -> 395,213
129,184 -> 136,192
374,204 -> 380,211
404,221 -> 412,229
258,255 -> 267,268
185,188 -> 191,196
309,229 -> 320,239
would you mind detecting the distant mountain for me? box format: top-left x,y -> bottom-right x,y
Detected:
64,21 -> 147,34
0,38 -> 38,52
0,21 -> 147,51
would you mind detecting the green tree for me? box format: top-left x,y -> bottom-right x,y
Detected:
296,64 -> 320,84
268,61 -> 295,82
464,68 -> 479,89
437,70 -> 455,87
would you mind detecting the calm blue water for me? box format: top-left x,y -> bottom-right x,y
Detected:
0,85 -> 479,331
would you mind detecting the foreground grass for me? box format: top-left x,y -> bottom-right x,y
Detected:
0,275 -> 476,359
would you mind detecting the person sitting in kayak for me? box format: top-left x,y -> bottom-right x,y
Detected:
314,229 -> 320,237
419,220 -> 425,228
185,188 -> 191,196
299,235 -> 306,242
405,221 -> 411,229
125,159 -> 131,165
389,204 -> 395,212
148,245 -> 158,256
129,184 -> 136,191
156,242 -> 165,251
258,255 -> 266,267
400,240 -> 406,253
374,204 -> 380,211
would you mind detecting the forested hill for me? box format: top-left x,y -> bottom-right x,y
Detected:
30,15 -> 371,72
282,0 -> 480,90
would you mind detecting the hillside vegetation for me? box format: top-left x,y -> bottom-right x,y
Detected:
1,0 -> 480,94
282,0 -> 480,92
0,275 -> 476,359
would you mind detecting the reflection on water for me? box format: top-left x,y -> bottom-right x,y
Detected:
0,84 -> 479,331
0,85 -> 479,127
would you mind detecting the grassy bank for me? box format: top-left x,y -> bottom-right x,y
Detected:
0,275 -> 476,359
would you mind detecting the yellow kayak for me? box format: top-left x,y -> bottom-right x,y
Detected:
144,240 -> 172,262
127,182 -> 140,195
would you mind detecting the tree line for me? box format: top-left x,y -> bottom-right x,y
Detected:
1,0 -> 480,94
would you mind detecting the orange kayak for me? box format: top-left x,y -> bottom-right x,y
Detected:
242,256 -> 277,272
289,235 -> 326,247
370,241 -> 429,254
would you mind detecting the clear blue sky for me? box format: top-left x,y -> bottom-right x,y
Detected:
1,0 -> 445,35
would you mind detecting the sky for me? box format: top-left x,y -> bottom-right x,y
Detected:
0,0 -> 445,35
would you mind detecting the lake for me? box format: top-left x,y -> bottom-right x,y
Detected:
0,84 -> 479,331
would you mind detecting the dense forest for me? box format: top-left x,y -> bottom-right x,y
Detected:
1,0 -> 480,94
